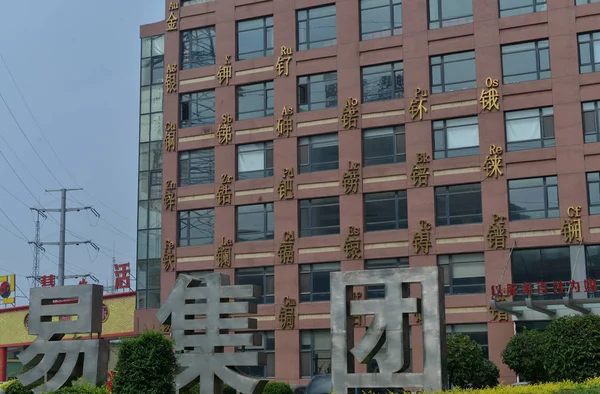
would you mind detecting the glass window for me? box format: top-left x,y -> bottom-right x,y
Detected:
299,197 -> 340,237
576,0 -> 600,4
298,72 -> 338,112
505,107 -> 555,151
300,263 -> 340,302
582,101 -> 600,143
299,133 -> 339,173
236,203 -> 274,242
363,126 -> 406,166
360,0 -> 402,40
364,191 -> 408,232
428,0 -> 473,29
588,172 -> 600,215
236,267 -> 275,304
181,27 -> 216,69
365,258 -> 409,299
237,142 -> 274,180
430,51 -> 476,94
237,81 -> 275,120
439,253 -> 485,295
511,247 -> 571,301
179,148 -> 214,186
502,40 -> 551,84
446,324 -> 489,358
237,16 -> 274,60
585,245 -> 600,298
499,0 -> 546,17
181,90 -> 216,128
579,32 -> 600,74
508,176 -> 559,220
178,209 -> 215,247
435,183 -> 482,226
297,5 -> 337,51
136,260 -> 161,310
362,62 -> 404,103
433,116 -> 479,159
183,0 -> 212,4
300,330 -> 332,377
236,332 -> 275,378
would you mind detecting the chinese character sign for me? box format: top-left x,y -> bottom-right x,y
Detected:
41,274 -> 56,288
114,263 -> 131,290
330,267 -> 447,393
562,206 -> 583,244
156,273 -> 268,394
18,285 -> 109,393
480,77 -> 500,111
0,274 -> 15,305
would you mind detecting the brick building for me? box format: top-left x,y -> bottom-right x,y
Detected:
135,0 -> 600,385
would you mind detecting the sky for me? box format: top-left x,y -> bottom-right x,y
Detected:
0,1 -> 164,305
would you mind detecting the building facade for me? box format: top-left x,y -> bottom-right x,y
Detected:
135,0 -> 600,385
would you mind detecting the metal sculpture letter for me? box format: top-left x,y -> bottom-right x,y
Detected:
157,273 -> 268,394
330,267 -> 447,393
17,284 -> 109,393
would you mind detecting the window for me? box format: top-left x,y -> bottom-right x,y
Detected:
181,90 -> 216,128
365,258 -> 409,299
588,172 -> 600,214
508,176 -> 558,220
298,134 -> 339,173
179,148 -> 214,186
236,203 -> 274,242
298,72 -> 338,112
430,51 -> 476,93
299,197 -> 340,237
360,0 -> 402,40
499,0 -> 546,17
583,101 -> 600,143
141,53 -> 164,88
435,183 -> 482,226
433,116 -> 479,159
136,259 -> 161,309
428,0 -> 473,29
579,32 -> 600,74
237,82 -> 274,120
178,209 -> 215,247
511,247 -> 571,301
505,107 -> 554,151
439,253 -> 485,295
362,62 -> 404,103
297,5 -> 337,51
300,263 -> 340,302
181,27 -> 216,69
577,0 -> 600,4
363,126 -> 406,166
447,324 -> 489,358
237,142 -> 273,180
300,330 -> 332,377
235,332 -> 275,378
364,191 -> 408,232
237,17 -> 274,60
236,267 -> 274,304
183,0 -> 211,4
502,40 -> 550,84
585,245 -> 600,298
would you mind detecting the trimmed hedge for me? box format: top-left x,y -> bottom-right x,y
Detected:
432,377 -> 600,394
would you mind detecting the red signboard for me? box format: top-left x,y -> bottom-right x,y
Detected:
114,263 -> 131,290
491,279 -> 597,297
40,274 -> 56,287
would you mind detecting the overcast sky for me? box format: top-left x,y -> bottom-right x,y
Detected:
0,1 -> 163,305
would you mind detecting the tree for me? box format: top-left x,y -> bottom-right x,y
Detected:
544,314 -> 600,382
502,328 -> 548,383
263,382 -> 294,394
113,330 -> 177,394
446,333 -> 499,389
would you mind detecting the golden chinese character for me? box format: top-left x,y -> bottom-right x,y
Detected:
483,144 -> 504,179
165,64 -> 178,93
168,1 -> 179,11
216,174 -> 233,206
164,122 -> 176,152
341,97 -> 359,130
412,220 -> 432,255
480,77 -> 500,111
278,168 -> 295,200
410,153 -> 430,187
215,237 -> 233,268
343,226 -> 362,259
164,180 -> 176,211
489,308 -> 509,322
562,206 -> 583,244
342,161 -> 361,194
408,88 -> 428,121
166,12 -> 178,31
487,215 -> 507,250
216,114 -> 233,145
217,56 -> 232,85
278,297 -> 296,329
352,291 -> 363,300
275,46 -> 293,77
276,106 -> 294,137
414,313 -> 422,324
278,231 -> 295,264
162,240 -> 175,271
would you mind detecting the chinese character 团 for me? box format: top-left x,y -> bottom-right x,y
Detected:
343,226 -> 362,259
217,174 -> 233,205
156,273 -> 268,394
278,297 -> 296,329
216,237 -> 233,268
164,122 -> 176,152
216,114 -> 233,145
17,285 -> 109,393
278,231 -> 295,264
40,274 -> 56,287
164,180 -> 176,211
275,46 -> 293,77
487,215 -> 507,250
165,64 -> 178,94
480,77 -> 500,111
408,88 -> 428,121
562,206 -> 583,244
341,97 -> 359,129
163,240 -> 175,271
114,263 -> 131,290
483,144 -> 504,179
276,106 -> 294,137
217,56 -> 233,85
278,168 -> 294,200
342,161 -> 361,194
412,220 -> 432,255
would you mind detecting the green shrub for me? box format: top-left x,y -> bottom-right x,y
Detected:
502,328 -> 549,383
263,382 -> 294,394
44,379 -> 109,393
447,333 -> 499,389
0,379 -> 33,394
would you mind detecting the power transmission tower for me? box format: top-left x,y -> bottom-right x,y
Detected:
29,208 -> 47,287
104,243 -> 116,294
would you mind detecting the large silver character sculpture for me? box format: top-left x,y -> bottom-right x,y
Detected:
17,284 -> 109,394
330,267 -> 447,393
157,273 -> 268,394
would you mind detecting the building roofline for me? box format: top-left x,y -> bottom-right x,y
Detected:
140,21 -> 165,39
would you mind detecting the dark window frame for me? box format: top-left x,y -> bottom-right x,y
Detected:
361,62 -> 404,103
235,331 -> 275,378
235,203 -> 275,242
587,172 -> 600,215
299,197 -> 340,237
364,191 -> 408,232
298,133 -> 339,174
297,5 -> 337,51
505,106 -> 555,151
430,51 -> 477,94
236,81 -> 274,120
179,148 -> 215,186
180,90 -> 216,128
181,26 -> 217,69
236,266 -> 275,304
298,72 -> 338,112
447,324 -> 489,358
178,209 -> 215,247
428,0 -> 474,29
435,183 -> 483,226
583,101 -> 600,143
300,330 -> 332,377
508,176 -> 559,221
362,126 -> 406,166
511,247 -> 572,301
576,0 -> 600,4
433,116 -> 480,159
236,142 -> 274,180
365,258 -> 409,299
359,0 -> 402,40
439,253 -> 486,295
300,263 -> 340,302
236,16 -> 274,61
501,39 -> 551,84
499,0 -> 547,18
